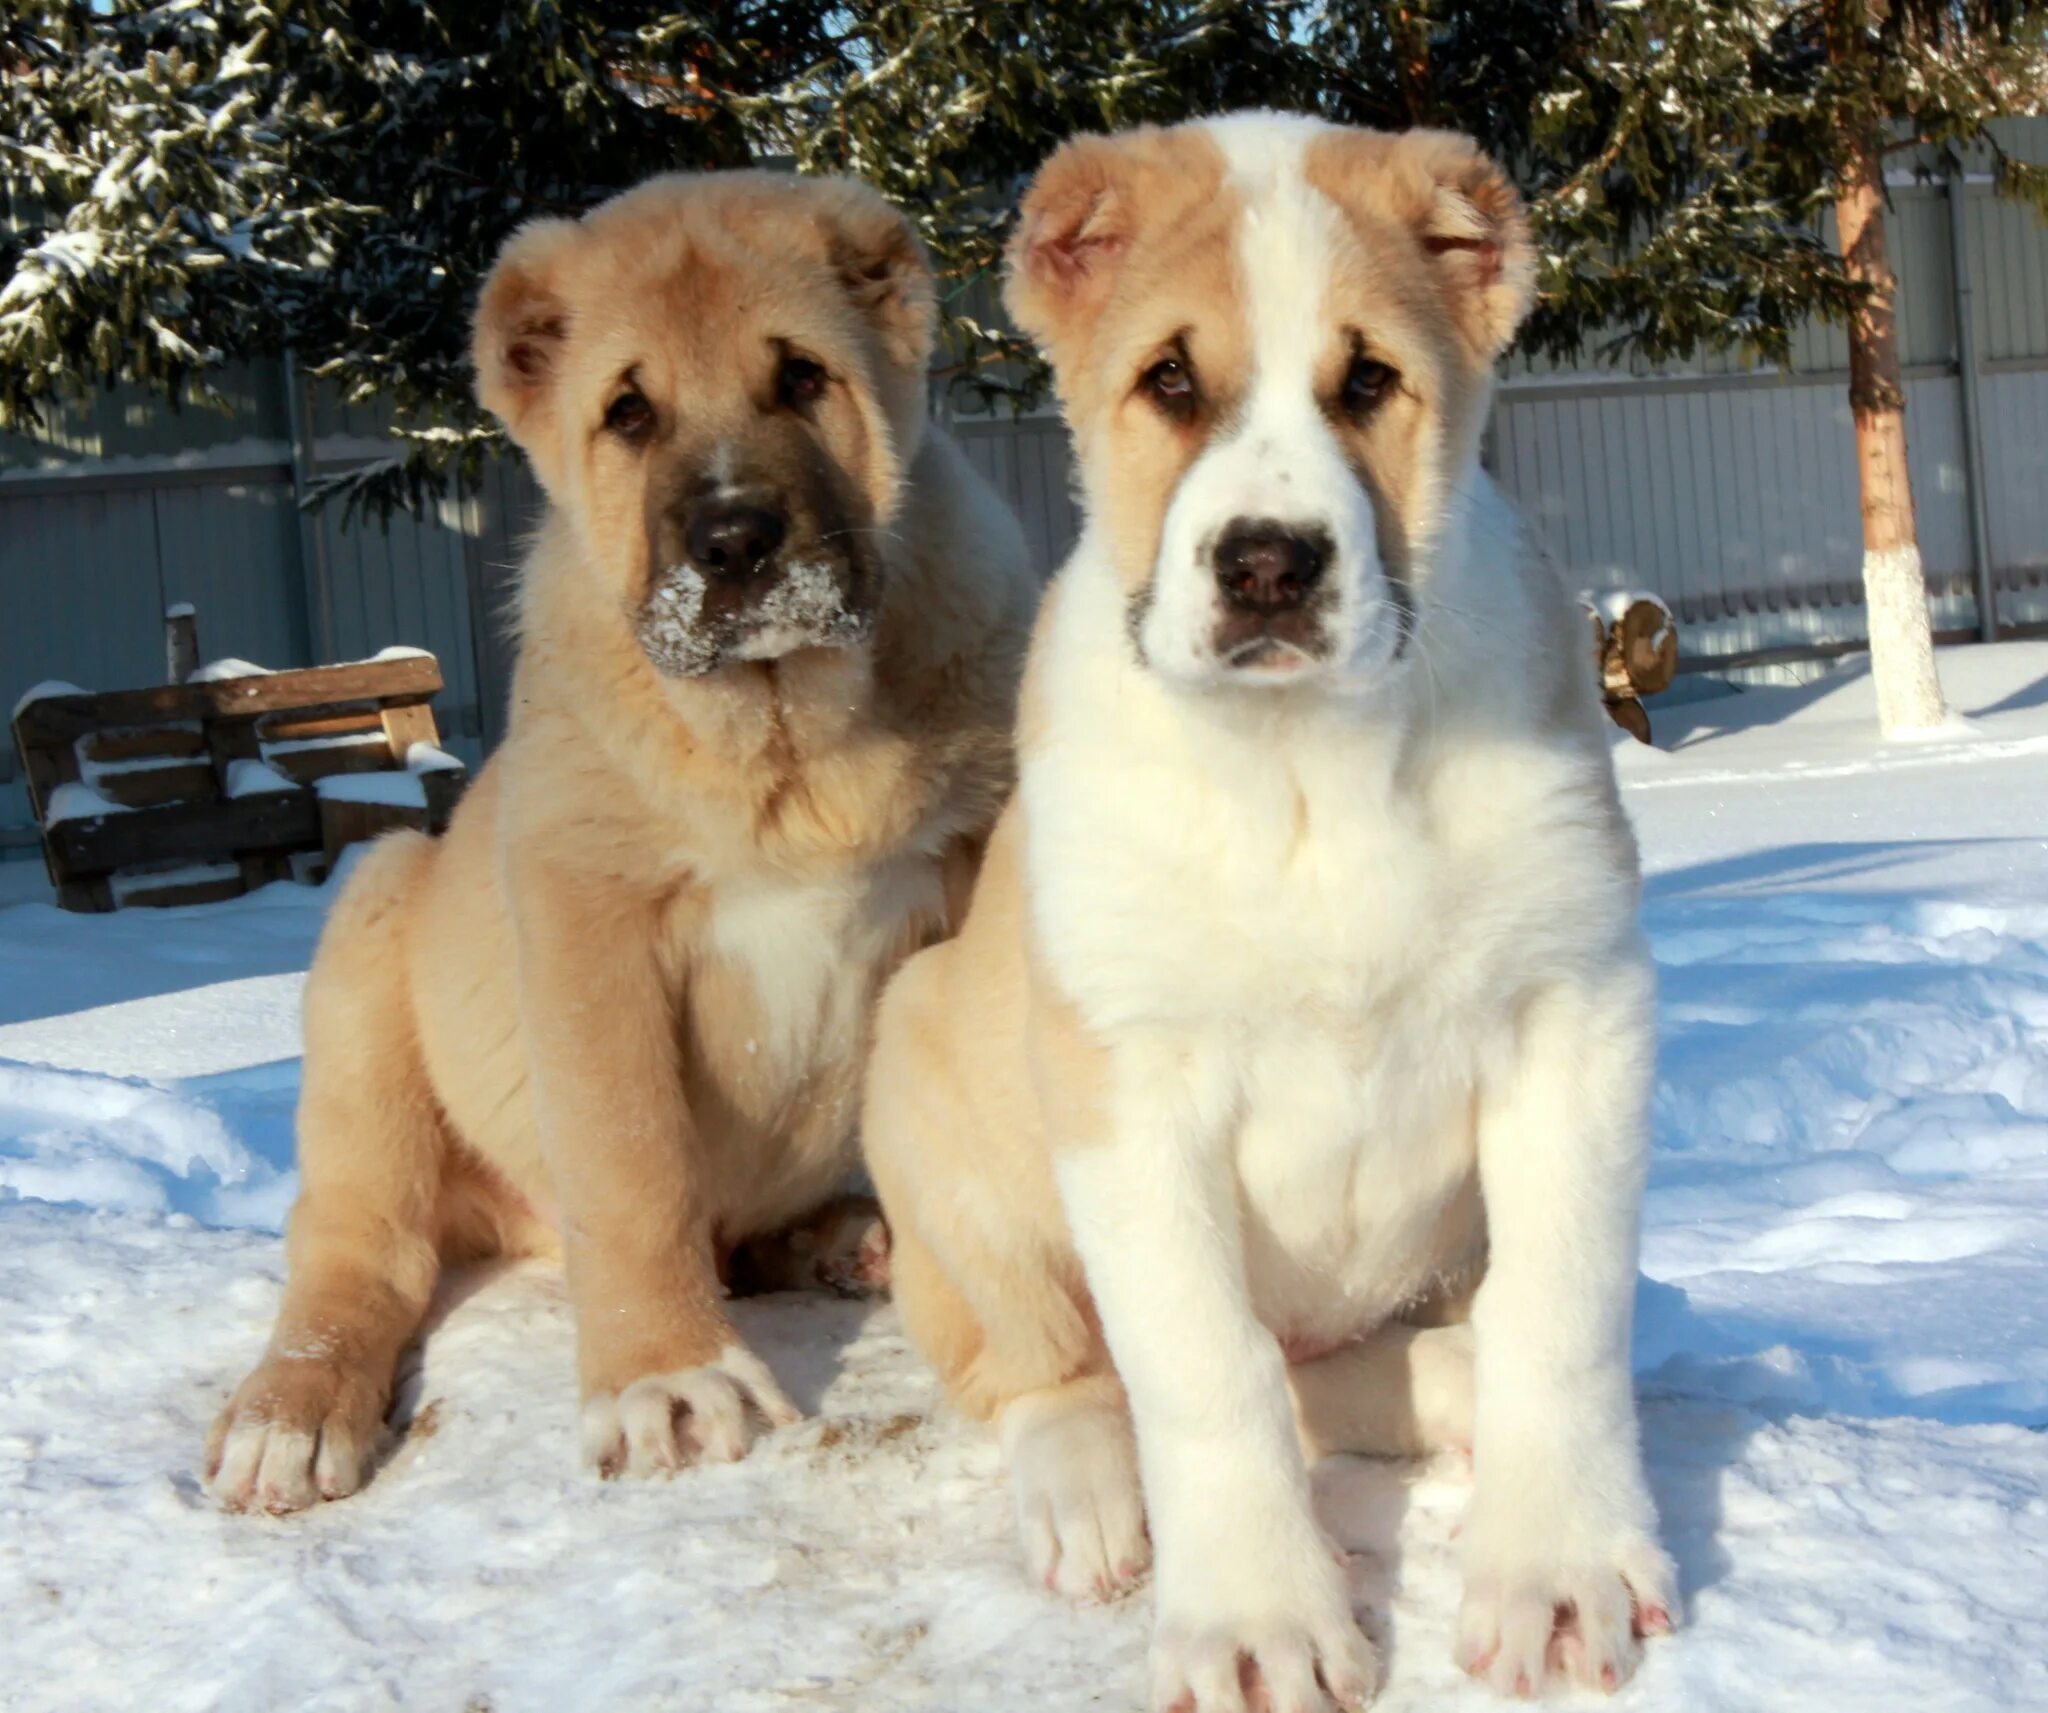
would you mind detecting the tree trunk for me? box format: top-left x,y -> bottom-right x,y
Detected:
1389,4 -> 1434,127
1831,78 -> 1948,733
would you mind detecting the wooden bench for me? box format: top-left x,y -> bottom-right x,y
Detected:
11,646 -> 466,912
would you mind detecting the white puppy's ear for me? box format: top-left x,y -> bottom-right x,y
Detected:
1409,133 -> 1536,359
1003,134 -> 1141,358
472,216 -> 579,442
1309,127 -> 1535,362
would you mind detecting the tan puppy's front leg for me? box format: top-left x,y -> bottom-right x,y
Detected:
510,854 -> 799,1477
208,832 -> 445,1514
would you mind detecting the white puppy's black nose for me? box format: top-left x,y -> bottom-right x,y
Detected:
686,501 -> 786,583
1214,522 -> 1327,613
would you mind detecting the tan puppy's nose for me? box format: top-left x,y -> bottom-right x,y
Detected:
686,501 -> 786,583
1214,520 -> 1327,613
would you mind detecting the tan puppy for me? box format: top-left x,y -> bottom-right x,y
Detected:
864,115 -> 1675,1709
207,170 -> 1036,1511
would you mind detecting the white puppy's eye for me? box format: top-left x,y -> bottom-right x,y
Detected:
604,390 -> 654,439
1139,356 -> 1197,421
1341,356 -> 1398,417
777,355 -> 829,408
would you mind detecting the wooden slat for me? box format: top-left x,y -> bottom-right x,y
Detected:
268,741 -> 397,787
12,655 -> 444,745
96,762 -> 221,810
165,608 -> 199,685
43,792 -> 321,881
379,701 -> 438,757
257,709 -> 384,744
205,709 -> 262,793
319,796 -> 429,868
57,876 -> 115,912
83,726 -> 207,763
11,729 -> 77,826
421,767 -> 466,833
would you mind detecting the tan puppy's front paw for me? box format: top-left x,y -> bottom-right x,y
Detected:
206,1356 -> 383,1514
580,1345 -> 802,1478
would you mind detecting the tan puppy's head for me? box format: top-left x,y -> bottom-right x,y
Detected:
474,171 -> 935,676
1006,114 -> 1533,693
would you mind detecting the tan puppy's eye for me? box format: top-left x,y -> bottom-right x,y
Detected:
1341,356 -> 1398,417
1139,356 -> 1197,422
604,390 -> 655,440
777,355 -> 829,408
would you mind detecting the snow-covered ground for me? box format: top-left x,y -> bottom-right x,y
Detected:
4,644 -> 2047,1713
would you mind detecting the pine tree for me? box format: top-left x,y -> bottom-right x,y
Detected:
772,1 -> 1874,395
1305,4 -> 1866,367
0,4 -> 339,413
1,1 -> 841,509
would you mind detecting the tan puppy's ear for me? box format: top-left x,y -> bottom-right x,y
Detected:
1002,133 -> 1143,360
1408,131 -> 1536,358
816,184 -> 938,375
472,216 -> 579,442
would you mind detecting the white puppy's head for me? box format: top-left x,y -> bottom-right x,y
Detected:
1006,114 -> 1533,693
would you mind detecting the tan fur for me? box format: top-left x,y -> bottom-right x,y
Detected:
209,171 -> 1036,1511
863,807 -> 1109,1422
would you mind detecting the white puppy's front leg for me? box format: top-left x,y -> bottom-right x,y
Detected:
1058,1036 -> 1377,1713
1460,963 -> 1677,1698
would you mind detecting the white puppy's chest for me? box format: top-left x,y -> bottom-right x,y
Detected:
1029,651 -> 1607,1337
1076,781 -> 1508,1322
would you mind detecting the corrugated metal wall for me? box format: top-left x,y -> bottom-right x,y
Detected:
1482,175 -> 2048,660
0,365 -> 305,695
7,120 -> 2048,832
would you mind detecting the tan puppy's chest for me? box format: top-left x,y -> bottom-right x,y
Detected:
672,852 -> 944,1225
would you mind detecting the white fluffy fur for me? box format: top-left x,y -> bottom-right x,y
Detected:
1020,116 -> 1673,1707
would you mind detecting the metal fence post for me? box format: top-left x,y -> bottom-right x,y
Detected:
282,351 -> 338,663
1946,163 -> 1998,643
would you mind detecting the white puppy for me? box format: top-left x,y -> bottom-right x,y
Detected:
862,112 -> 1676,1709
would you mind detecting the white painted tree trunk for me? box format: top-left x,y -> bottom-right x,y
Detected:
1862,543 -> 1949,735
1828,30 -> 1949,737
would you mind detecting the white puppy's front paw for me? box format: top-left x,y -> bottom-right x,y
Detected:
1002,1385 -> 1150,1602
1456,1528 -> 1677,1698
1150,1600 -> 1379,1713
580,1346 -> 801,1478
